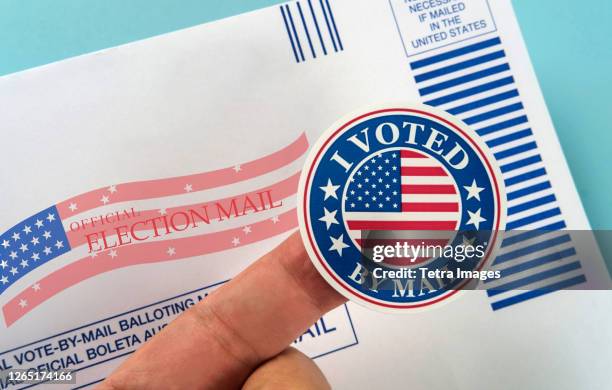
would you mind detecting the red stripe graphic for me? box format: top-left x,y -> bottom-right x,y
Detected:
400,150 -> 426,158
57,133 -> 308,219
347,220 -> 457,230
3,209 -> 298,326
2,134 -> 308,326
65,172 -> 301,248
401,202 -> 459,212
356,238 -> 449,247
400,166 -> 447,176
402,184 -> 456,194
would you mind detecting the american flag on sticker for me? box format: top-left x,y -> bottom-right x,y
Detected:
0,133 -> 308,326
300,108 -> 502,311
344,149 -> 460,266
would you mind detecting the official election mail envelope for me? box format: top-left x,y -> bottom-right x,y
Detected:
1,0 -> 611,389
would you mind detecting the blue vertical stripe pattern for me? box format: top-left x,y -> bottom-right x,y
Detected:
325,0 -> 343,51
280,6 -> 300,63
409,36 -> 586,310
297,2 -> 316,58
285,4 -> 305,62
280,0 -> 343,62
307,0 -> 327,55
319,0 -> 337,52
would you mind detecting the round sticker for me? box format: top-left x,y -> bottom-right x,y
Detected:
298,105 -> 506,312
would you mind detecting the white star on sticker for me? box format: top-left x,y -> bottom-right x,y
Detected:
18,299 -> 27,308
108,249 -> 118,259
43,247 -> 52,255
31,253 -> 40,261
31,237 -> 39,245
466,208 -> 486,230
242,226 -> 252,235
319,179 -> 340,200
35,219 -> 44,228
19,243 -> 28,252
167,247 -> 176,256
184,184 -> 193,192
20,259 -> 29,268
10,267 -> 18,276
318,208 -> 339,230
461,235 -> 476,255
54,240 -> 64,249
463,179 -> 484,201
0,260 -> 7,269
1,240 -> 9,249
329,234 -> 349,256
271,215 -> 280,224
9,251 -> 17,260
231,237 -> 240,246
32,283 -> 41,291
100,195 -> 110,204
233,165 -> 242,173
108,185 -> 118,193
462,235 -> 476,246
68,203 -> 78,212
23,225 -> 32,234
43,231 -> 51,240
46,213 -> 56,222
159,208 -> 167,216
11,232 -> 20,241
0,276 -> 8,285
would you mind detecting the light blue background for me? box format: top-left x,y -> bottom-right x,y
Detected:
0,1 -> 610,231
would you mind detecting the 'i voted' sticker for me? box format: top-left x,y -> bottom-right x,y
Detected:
298,105 -> 506,312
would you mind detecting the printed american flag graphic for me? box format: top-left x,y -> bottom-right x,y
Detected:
344,149 -> 460,266
0,133 -> 308,326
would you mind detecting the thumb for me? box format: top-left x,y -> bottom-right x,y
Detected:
242,347 -> 331,390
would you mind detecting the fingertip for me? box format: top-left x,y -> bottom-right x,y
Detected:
272,231 -> 346,312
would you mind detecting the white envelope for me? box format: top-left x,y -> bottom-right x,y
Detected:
1,0 -> 610,389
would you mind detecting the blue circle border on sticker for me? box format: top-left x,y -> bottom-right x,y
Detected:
298,105 -> 505,312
